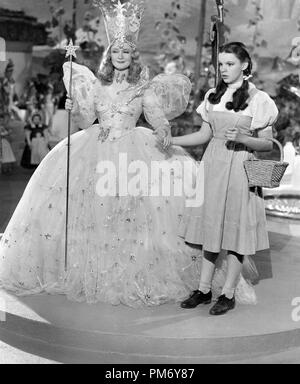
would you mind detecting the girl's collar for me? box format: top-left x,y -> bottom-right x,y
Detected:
227,80 -> 256,90
227,79 -> 244,89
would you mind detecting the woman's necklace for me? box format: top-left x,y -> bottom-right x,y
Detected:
115,72 -> 127,84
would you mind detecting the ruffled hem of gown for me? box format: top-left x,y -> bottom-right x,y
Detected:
0,253 -> 259,307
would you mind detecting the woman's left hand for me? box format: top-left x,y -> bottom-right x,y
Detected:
162,131 -> 172,149
153,129 -> 172,150
225,127 -> 244,143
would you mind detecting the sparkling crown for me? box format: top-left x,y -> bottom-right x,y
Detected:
94,0 -> 145,48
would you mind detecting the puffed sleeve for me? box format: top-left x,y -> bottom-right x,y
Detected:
63,62 -> 97,130
142,87 -> 171,136
249,91 -> 279,137
196,89 -> 215,123
149,73 -> 192,120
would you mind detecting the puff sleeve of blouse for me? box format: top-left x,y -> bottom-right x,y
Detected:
196,89 -> 215,123
249,90 -> 279,131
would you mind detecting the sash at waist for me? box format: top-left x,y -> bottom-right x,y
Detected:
211,136 -> 253,152
213,135 -> 227,140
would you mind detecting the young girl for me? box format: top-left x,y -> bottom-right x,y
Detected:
21,113 -> 50,169
163,42 -> 279,316
0,115 -> 16,174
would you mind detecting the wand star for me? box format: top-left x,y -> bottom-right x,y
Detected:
64,39 -> 80,59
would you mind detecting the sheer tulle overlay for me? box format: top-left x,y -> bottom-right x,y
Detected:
0,64 -> 258,307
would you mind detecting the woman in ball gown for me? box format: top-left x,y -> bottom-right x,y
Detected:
0,0 -> 256,307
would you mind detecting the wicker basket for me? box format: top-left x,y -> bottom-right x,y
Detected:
244,138 -> 289,188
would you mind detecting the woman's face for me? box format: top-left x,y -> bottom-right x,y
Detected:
111,42 -> 132,71
219,52 -> 248,85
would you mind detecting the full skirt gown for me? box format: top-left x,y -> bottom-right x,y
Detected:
0,63 -> 257,307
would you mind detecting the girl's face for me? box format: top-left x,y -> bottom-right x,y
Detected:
111,42 -> 132,71
32,117 -> 41,125
219,52 -> 249,85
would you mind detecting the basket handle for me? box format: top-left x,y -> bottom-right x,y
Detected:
268,138 -> 285,163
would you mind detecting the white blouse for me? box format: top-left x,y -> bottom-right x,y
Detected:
197,83 -> 279,132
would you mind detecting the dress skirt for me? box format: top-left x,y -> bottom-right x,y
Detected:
179,112 -> 269,256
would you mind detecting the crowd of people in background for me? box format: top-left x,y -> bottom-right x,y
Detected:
0,59 -> 66,175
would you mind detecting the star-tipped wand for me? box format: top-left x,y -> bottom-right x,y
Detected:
63,39 -> 79,272
64,39 -> 80,59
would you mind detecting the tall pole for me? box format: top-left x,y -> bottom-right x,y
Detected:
72,0 -> 77,43
212,0 -> 225,86
72,0 -> 77,31
194,0 -> 207,87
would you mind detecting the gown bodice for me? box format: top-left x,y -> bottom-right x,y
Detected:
94,84 -> 144,141
63,62 -> 193,141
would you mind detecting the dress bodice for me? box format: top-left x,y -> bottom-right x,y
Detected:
94,83 -> 144,141
209,111 -> 253,140
25,125 -> 47,140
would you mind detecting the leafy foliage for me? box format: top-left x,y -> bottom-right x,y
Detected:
247,0 -> 268,53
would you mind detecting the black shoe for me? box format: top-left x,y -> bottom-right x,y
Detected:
209,295 -> 235,316
181,290 -> 212,309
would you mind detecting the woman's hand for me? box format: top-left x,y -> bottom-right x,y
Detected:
225,127 -> 245,143
153,128 -> 172,150
65,97 -> 73,111
162,130 -> 172,150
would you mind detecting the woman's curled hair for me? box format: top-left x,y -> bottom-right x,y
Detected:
97,45 -> 142,85
208,42 -> 253,112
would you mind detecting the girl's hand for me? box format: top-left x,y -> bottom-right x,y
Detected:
225,127 -> 244,143
65,97 -> 73,111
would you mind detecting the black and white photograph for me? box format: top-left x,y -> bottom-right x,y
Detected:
0,0 -> 300,366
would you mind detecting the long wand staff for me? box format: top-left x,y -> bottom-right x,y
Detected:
64,39 -> 79,272
211,0 -> 225,86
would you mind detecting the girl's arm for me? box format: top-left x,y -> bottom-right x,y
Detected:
225,126 -> 273,152
172,121 -> 213,147
239,136 -> 273,152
